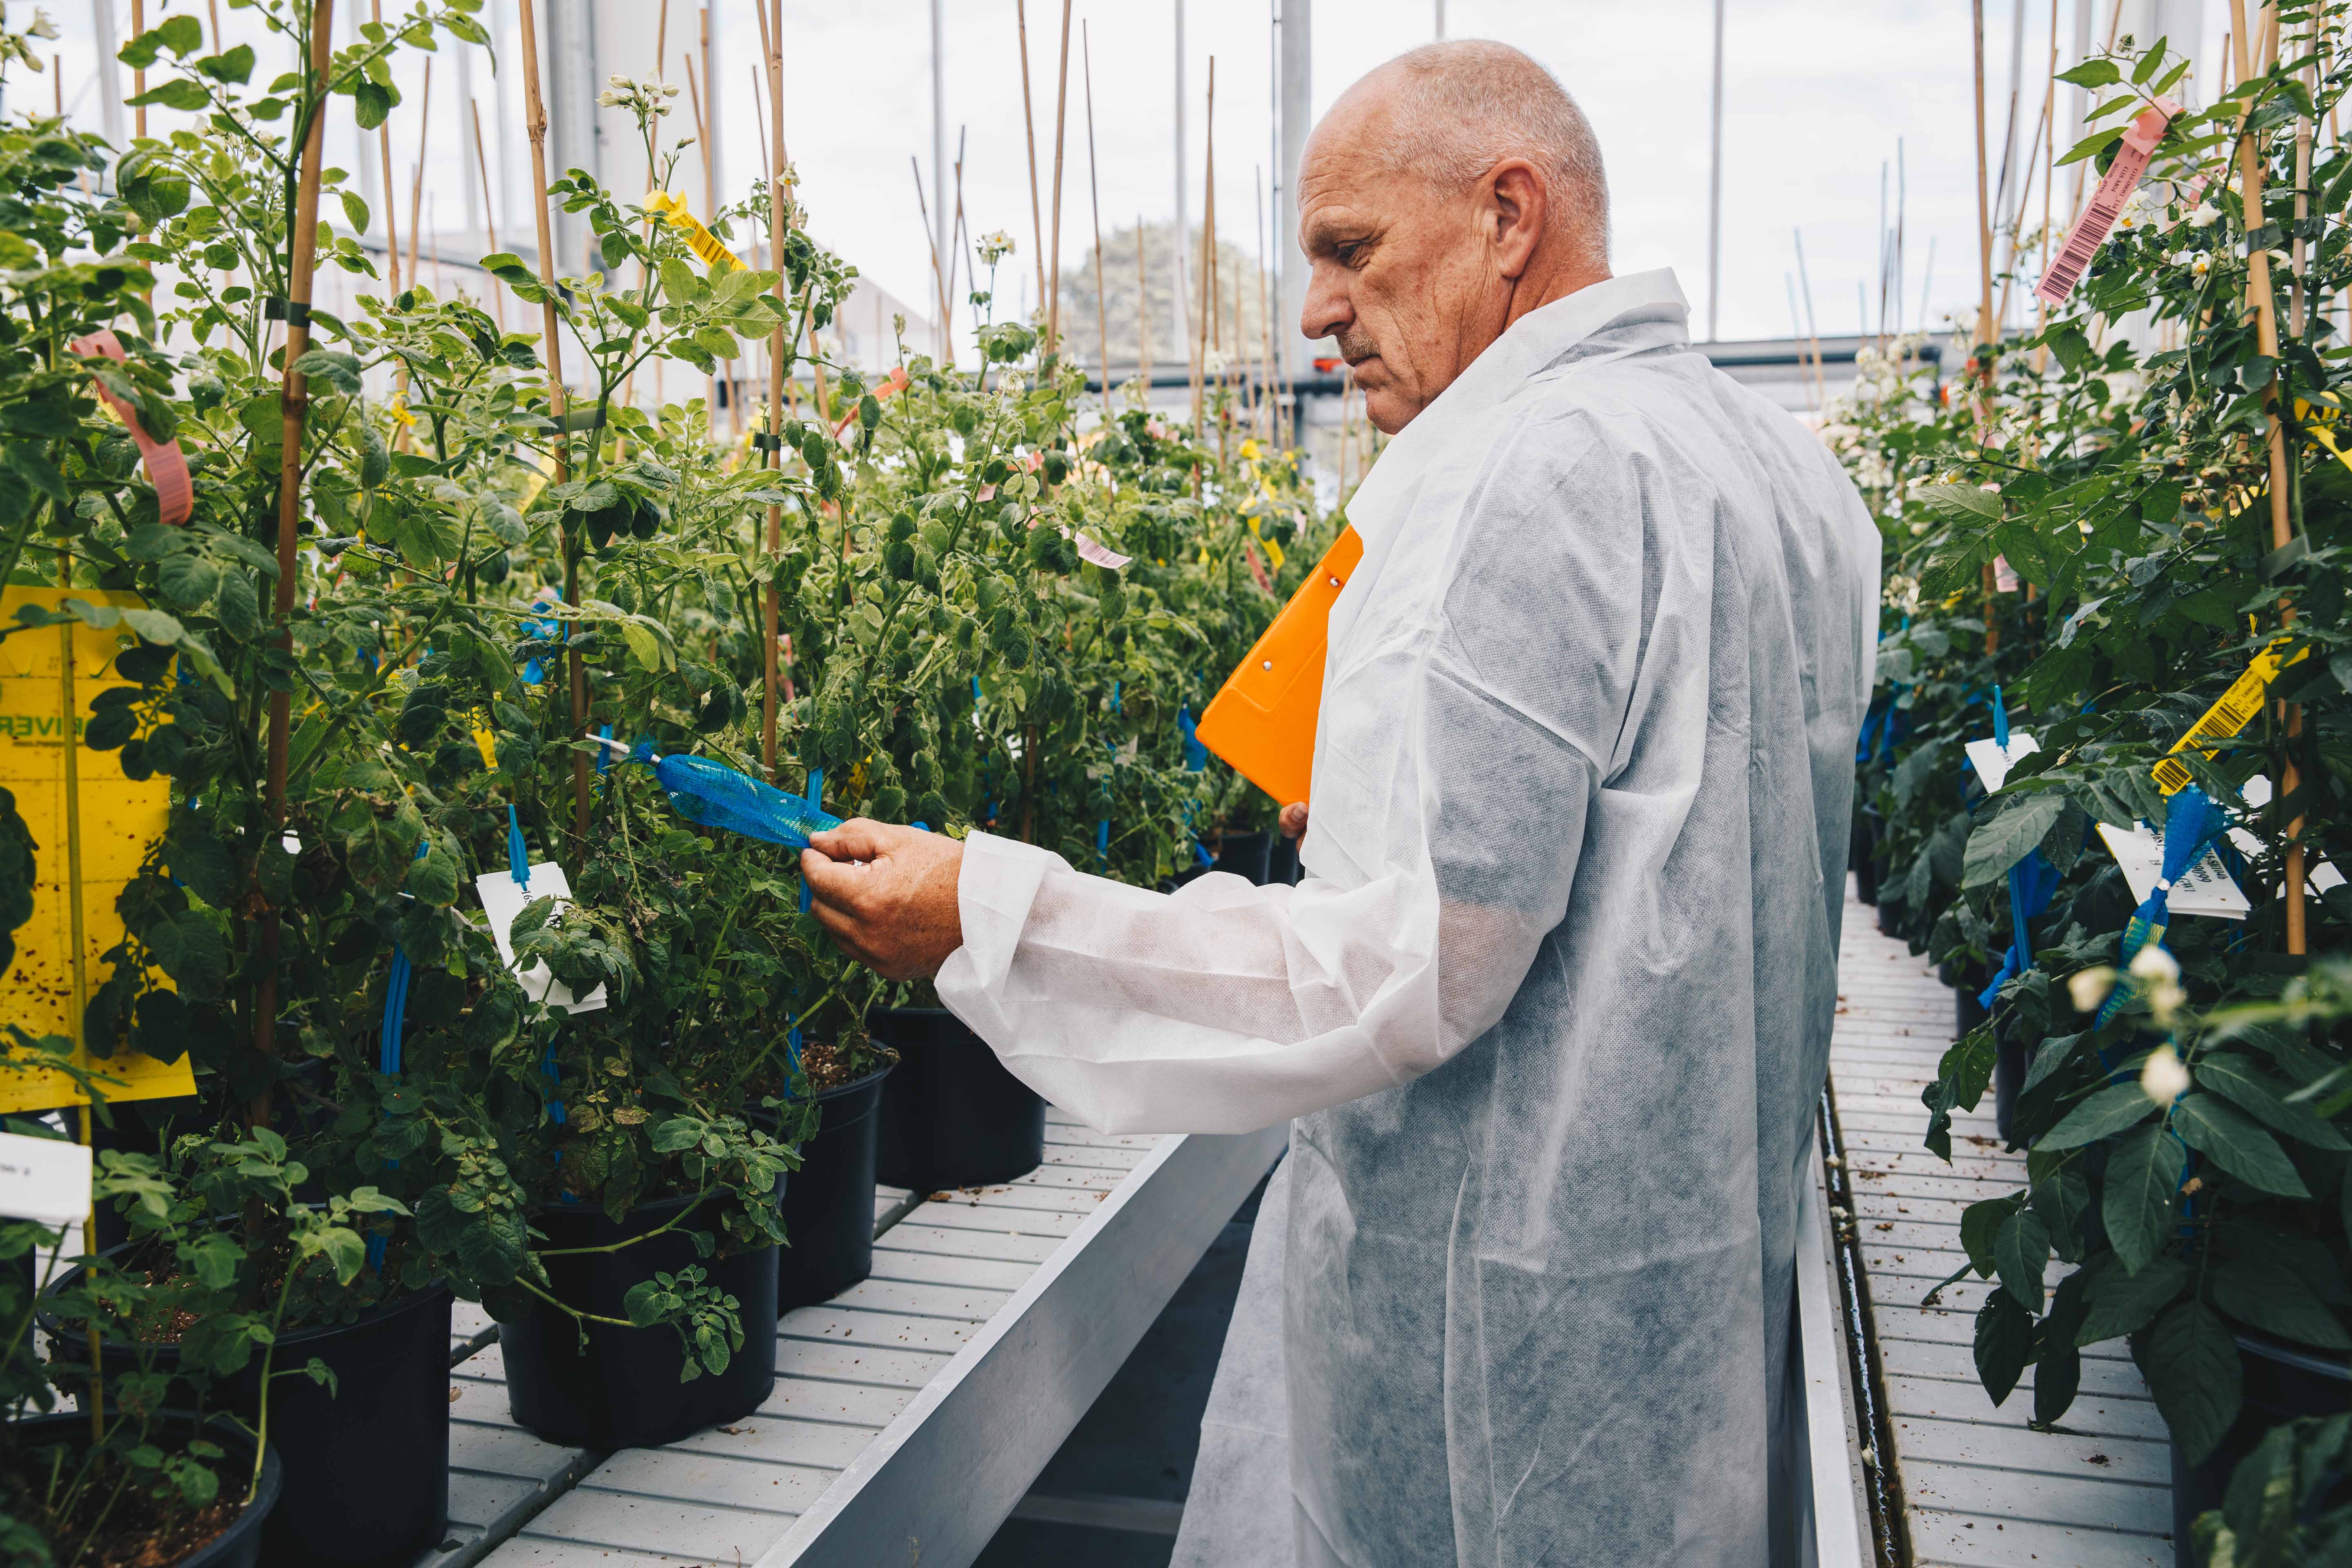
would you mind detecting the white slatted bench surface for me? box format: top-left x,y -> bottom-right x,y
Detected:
1831,880 -> 2173,1568
446,1107 -> 1284,1568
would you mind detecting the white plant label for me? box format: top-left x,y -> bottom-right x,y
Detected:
1964,731 -> 2040,794
2096,822 -> 2250,921
475,862 -> 609,1014
0,1131 -> 91,1226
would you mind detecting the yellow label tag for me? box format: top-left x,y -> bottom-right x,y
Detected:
2152,635 -> 2307,794
470,709 -> 499,772
0,587 -> 196,1112
2295,397 -> 2352,478
646,191 -> 740,274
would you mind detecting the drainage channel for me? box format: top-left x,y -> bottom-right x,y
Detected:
1818,1085 -> 1911,1568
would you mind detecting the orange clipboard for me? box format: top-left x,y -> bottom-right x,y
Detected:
1194,526 -> 1363,807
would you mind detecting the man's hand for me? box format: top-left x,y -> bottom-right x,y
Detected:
800,820 -> 966,980
1279,802 -> 1308,840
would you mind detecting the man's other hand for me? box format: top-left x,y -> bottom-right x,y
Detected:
1280,802 -> 1308,840
801,820 -> 965,980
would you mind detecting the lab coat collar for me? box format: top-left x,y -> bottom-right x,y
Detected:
1328,268 -> 1690,650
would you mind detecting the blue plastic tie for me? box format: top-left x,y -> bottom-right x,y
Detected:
368,840 -> 432,1270
507,806 -> 531,892
1177,702 -> 1207,771
595,724 -> 614,776
2096,784 -> 2224,1028
798,767 -> 826,913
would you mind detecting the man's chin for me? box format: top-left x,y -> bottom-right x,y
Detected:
1360,384 -> 1415,436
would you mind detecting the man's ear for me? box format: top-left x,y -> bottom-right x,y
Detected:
1486,158 -> 1548,281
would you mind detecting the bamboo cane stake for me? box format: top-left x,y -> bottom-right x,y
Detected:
1971,0 -> 2002,655
406,59 -> 431,294
1192,60 -> 1215,431
55,549 -> 101,1444
951,127 -> 972,341
760,0 -> 788,777
1046,0 -> 1074,358
2294,21 -> 2314,337
257,0 -> 336,1102
470,98 -> 503,329
684,41 -> 719,427
372,1 -> 400,296
131,0 -> 145,139
1017,0 -> 1048,321
513,0 -> 586,844
912,156 -> 953,363
207,0 -> 220,49
2231,0 -> 2307,953
1082,23 -> 1110,419
1136,216 -> 1151,388
1256,166 -> 1278,446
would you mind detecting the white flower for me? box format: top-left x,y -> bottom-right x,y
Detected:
27,11 -> 58,40
609,74 -> 630,88
2189,251 -> 2213,276
1204,348 -> 1230,376
2140,1042 -> 2193,1103
2129,945 -> 2180,985
2069,966 -> 2118,1013
662,82 -> 680,97
2187,201 -> 2221,228
2171,250 -> 2196,269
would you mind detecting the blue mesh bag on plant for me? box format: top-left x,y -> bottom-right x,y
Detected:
596,738 -> 842,850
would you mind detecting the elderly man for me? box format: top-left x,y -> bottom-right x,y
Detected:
803,38 -> 1878,1568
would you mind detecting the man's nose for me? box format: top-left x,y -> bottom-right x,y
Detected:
1300,261 -> 1351,344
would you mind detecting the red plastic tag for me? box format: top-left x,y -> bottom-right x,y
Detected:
71,330 -> 192,526
2035,96 -> 2182,308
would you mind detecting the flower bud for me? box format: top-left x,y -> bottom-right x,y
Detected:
2140,1044 -> 2192,1104
2068,967 -> 2117,1013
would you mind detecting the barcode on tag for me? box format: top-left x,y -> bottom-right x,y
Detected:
2036,96 -> 2181,308
2152,636 -> 2305,794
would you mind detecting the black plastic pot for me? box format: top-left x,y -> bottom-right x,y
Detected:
37,1274 -> 443,1568
1875,893 -> 1907,940
1214,831 -> 1273,886
1268,834 -> 1302,887
2172,1333 -> 2352,1566
500,1189 -> 780,1448
1852,811 -> 1881,905
871,1008 -> 1045,1190
7,1411 -> 283,1568
775,1066 -> 893,1313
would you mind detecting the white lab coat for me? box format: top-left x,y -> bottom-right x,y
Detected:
938,270 -> 1879,1567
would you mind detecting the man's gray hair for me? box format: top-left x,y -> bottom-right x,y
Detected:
1371,41 -> 1610,264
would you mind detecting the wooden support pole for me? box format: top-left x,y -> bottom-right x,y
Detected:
912,156 -> 953,365
760,0 -> 788,778
1017,1 -> 1048,321
1971,0 -> 2000,654
131,0 -> 146,139
1192,60 -> 1216,432
1082,22 -> 1109,419
257,0 -> 336,1106
470,99 -> 503,329
1136,216 -> 1151,388
406,59 -> 431,295
372,0 -> 400,296
2232,0 -> 2306,954
1046,0 -> 1074,357
514,0 -> 586,844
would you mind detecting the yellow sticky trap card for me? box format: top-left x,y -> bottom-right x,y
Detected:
1195,527 -> 1363,807
0,587 -> 195,1111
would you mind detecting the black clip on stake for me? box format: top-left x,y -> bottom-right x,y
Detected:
263,298 -> 313,328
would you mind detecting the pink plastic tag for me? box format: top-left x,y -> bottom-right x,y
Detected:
71,329 -> 192,526
1074,530 -> 1129,570
2036,96 -> 2181,308
1244,539 -> 1272,594
1994,555 -> 2020,593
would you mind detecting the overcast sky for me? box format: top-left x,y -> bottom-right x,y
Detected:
21,1 -> 2238,352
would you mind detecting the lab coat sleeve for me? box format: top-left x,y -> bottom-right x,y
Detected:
935,409 -> 1646,1135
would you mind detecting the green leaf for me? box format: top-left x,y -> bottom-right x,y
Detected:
405,838 -> 460,907
2056,58 -> 2123,89
2175,1094 -> 2311,1197
2031,1168 -> 2091,1262
152,15 -> 204,56
144,909 -> 226,997
1996,1207 -> 2051,1311
1960,1196 -> 2015,1279
2196,1054 -> 2350,1152
1963,793 -> 2070,888
647,1117 -> 702,1153
620,620 -> 660,672
1975,1288 -> 2035,1405
199,44 -> 255,83
2039,1082 -> 2157,1150
2078,1253 -> 2187,1345
156,550 -> 220,609
165,823 -> 237,908
1915,481 -> 2005,521
2035,1268 -> 2090,1427
127,78 -> 212,112
2104,1125 -> 2185,1275
118,608 -> 186,647
2209,1255 -> 2352,1350
2138,1301 -> 2242,1464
